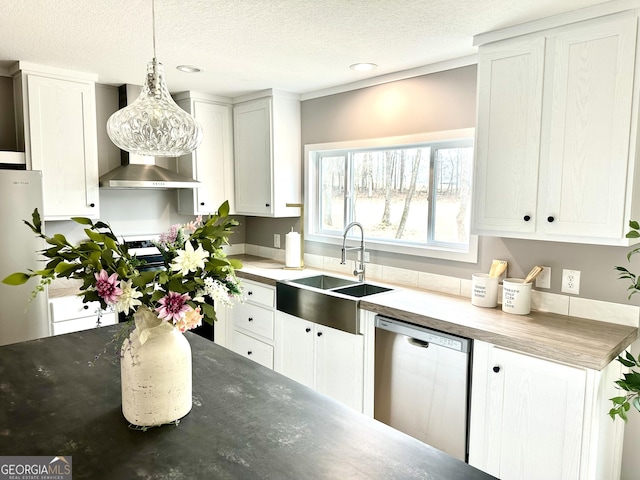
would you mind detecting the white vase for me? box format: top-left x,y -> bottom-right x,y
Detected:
120,307 -> 192,426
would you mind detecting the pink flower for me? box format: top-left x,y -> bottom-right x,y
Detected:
174,306 -> 203,332
158,224 -> 179,245
155,291 -> 191,323
94,270 -> 122,305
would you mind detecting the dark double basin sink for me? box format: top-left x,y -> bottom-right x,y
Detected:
276,274 -> 393,334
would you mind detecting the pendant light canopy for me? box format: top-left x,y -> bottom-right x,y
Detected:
107,0 -> 202,157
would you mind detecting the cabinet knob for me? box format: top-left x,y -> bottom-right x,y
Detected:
83,305 -> 89,310
523,215 -> 531,222
247,351 -> 253,356
317,331 -> 323,337
247,291 -> 253,296
492,366 -> 500,373
547,216 -> 555,223
305,327 -> 311,333
89,203 -> 95,208
248,317 -> 254,322
200,202 -> 205,206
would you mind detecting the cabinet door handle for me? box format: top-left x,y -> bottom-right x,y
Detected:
317,331 -> 323,337
305,327 -> 311,333
248,317 -> 254,322
247,351 -> 253,356
89,203 -> 95,208
265,203 -> 270,207
547,216 -> 555,223
492,366 -> 500,373
523,215 -> 531,222
200,202 -> 205,206
247,291 -> 253,296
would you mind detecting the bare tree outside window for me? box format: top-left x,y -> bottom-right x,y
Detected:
314,137 -> 473,251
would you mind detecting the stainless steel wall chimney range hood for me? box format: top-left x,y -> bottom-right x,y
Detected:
99,85 -> 201,189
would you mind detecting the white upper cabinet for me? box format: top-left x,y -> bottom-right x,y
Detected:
12,63 -> 100,220
472,10 -> 640,245
233,90 -> 301,217
175,92 -> 234,216
473,36 -> 545,235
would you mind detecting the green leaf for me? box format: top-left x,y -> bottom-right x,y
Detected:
71,217 -> 93,225
2,272 -> 32,285
46,234 -> 68,246
632,396 -> 640,412
629,220 -> 640,230
626,230 -> 640,239
218,200 -> 230,217
201,302 -> 217,325
54,262 -> 79,276
228,258 -> 243,269
611,396 -> 627,405
84,229 -> 106,243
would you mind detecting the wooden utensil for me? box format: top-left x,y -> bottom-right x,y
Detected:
524,265 -> 544,284
489,259 -> 508,278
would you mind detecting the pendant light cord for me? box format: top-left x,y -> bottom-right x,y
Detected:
151,0 -> 157,61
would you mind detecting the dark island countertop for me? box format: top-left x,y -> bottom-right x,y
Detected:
0,325 -> 494,480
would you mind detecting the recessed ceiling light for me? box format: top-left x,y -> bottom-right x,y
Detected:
176,65 -> 201,73
350,63 -> 378,71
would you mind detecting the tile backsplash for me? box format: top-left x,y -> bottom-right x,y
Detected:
244,243 -> 640,328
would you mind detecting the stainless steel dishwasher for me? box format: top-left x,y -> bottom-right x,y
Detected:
374,315 -> 472,462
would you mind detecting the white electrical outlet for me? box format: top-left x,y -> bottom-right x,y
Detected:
561,269 -> 580,295
535,266 -> 551,289
273,234 -> 281,248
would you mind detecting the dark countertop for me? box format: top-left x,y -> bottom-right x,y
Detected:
0,325 -> 494,480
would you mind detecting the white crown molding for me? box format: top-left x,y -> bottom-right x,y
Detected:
300,54 -> 478,101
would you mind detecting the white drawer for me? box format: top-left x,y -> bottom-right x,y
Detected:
234,302 -> 274,340
49,296 -> 102,322
52,312 -> 117,335
242,280 -> 274,308
231,330 -> 273,369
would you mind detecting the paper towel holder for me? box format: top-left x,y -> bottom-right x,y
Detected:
283,202 -> 305,270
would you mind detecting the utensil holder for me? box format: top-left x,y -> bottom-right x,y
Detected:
502,278 -> 532,315
471,273 -> 499,308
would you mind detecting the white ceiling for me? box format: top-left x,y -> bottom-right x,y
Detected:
0,0 -> 609,99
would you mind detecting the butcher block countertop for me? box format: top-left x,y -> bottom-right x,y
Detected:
233,255 -> 638,371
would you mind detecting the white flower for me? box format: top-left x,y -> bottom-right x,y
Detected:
202,277 -> 234,306
115,279 -> 143,315
170,241 -> 209,276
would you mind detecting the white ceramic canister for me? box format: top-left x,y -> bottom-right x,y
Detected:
501,278 -> 532,315
471,273 -> 499,308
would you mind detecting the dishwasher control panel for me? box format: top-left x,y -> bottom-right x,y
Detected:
375,316 -> 471,353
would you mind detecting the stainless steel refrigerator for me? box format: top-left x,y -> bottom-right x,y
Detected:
0,169 -> 49,346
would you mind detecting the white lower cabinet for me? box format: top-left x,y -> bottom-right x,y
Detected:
228,280 -> 276,369
274,311 -> 365,412
469,341 -> 625,480
49,296 -> 116,335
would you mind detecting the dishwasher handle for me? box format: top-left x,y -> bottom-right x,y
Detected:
375,315 -> 470,353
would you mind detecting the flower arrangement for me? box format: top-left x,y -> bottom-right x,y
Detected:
2,200 -> 243,333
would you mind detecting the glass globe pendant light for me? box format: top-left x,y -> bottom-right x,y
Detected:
107,0 -> 202,157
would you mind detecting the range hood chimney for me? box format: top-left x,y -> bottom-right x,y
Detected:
99,85 -> 201,189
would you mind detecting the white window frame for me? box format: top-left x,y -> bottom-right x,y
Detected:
304,129 -> 478,263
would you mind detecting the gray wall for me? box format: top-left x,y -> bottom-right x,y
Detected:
248,64 -> 639,306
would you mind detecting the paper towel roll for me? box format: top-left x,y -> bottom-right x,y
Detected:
285,231 -> 301,268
